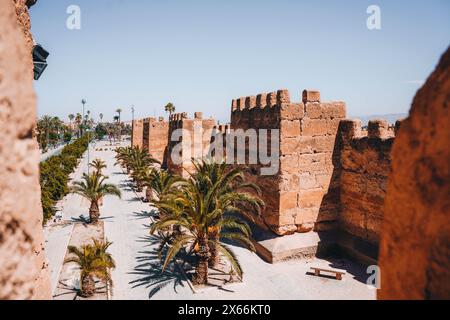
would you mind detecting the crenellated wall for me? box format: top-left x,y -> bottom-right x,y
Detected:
131,119 -> 144,149
229,89 -> 346,235
337,119 -> 397,264
167,112 -> 216,177
142,117 -> 169,165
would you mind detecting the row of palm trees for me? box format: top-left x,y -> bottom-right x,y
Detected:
65,159 -> 119,297
37,116 -> 71,151
115,146 -> 264,286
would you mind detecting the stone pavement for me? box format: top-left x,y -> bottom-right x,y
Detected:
45,140 -> 377,300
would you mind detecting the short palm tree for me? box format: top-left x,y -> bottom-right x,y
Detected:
64,239 -> 115,297
151,161 -> 264,285
143,169 -> 184,204
70,173 -> 121,223
89,159 -> 107,176
190,160 -> 264,266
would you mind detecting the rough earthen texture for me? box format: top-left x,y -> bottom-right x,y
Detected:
230,90 -> 346,235
338,120 -> 395,243
378,47 -> 450,300
131,119 -> 144,149
0,0 -> 51,300
142,117 -> 169,165
167,113 -> 216,177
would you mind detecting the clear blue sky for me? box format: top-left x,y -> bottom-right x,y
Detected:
30,0 -> 450,123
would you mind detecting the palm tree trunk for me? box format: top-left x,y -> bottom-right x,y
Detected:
208,229 -> 220,267
145,187 -> 152,202
89,200 -> 100,224
80,274 -> 96,297
193,233 -> 209,285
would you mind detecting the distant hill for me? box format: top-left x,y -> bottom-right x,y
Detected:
351,113 -> 408,126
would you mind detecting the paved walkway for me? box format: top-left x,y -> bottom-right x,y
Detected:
45,140 -> 377,300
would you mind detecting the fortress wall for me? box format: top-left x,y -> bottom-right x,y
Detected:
131,119 -> 144,149
337,119 -> 396,264
0,0 -> 51,300
229,89 -> 346,235
167,112 -> 216,178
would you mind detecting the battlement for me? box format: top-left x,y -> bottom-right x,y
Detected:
339,118 -> 397,143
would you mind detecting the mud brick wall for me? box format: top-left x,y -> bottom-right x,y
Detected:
0,0 -> 51,299
229,89 -> 346,235
167,112 -> 216,177
144,117 -> 169,165
337,119 -> 396,264
131,119 -> 144,149
378,47 -> 450,299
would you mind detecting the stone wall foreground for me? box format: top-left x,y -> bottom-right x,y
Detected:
378,47 -> 450,300
0,0 -> 51,299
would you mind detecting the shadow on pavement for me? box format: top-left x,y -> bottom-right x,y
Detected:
128,234 -> 194,299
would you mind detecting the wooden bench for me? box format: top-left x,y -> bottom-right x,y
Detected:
310,267 -> 346,280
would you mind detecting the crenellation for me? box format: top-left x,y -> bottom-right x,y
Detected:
339,119 -> 362,142
245,96 -> 257,109
277,89 -> 291,105
267,92 -> 278,107
256,93 -> 267,108
302,90 -> 321,103
368,119 -> 389,139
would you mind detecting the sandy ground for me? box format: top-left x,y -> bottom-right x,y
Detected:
45,140 -> 377,300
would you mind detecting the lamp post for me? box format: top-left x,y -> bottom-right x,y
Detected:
131,105 -> 135,147
81,99 -> 90,175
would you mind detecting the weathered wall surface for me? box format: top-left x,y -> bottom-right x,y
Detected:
131,119 -> 144,149
0,0 -> 51,300
143,117 -> 169,165
378,47 -> 450,300
229,90 -> 346,235
167,112 -> 216,177
338,119 -> 396,264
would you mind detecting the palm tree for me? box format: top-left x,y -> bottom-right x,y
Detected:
164,102 -> 176,117
89,159 -> 107,176
99,113 -> 104,123
143,169 -> 184,204
70,173 -> 122,223
64,239 -> 115,297
68,114 -> 75,131
190,160 -> 264,266
150,160 -> 264,285
115,108 -> 122,123
75,113 -> 82,137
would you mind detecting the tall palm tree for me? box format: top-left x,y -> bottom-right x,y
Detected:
64,239 -> 115,297
115,108 -> 122,123
68,114 -> 75,131
164,102 -> 176,117
70,173 -> 122,223
99,113 -> 104,123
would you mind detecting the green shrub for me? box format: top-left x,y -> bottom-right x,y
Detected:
40,135 -> 89,224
